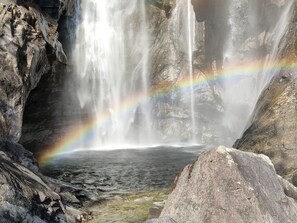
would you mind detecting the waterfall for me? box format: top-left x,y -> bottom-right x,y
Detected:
74,0 -> 153,149
187,0 -> 197,142
221,0 -> 294,144
168,0 -> 198,143
70,0 -> 294,150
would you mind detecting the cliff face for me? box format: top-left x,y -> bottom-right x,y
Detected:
234,72 -> 297,183
234,2 -> 297,184
0,1 -> 84,222
0,0 -> 67,141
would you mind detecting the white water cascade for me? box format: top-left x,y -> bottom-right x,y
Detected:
168,0 -> 198,142
74,0 -> 153,148
71,0 -> 294,150
222,0 -> 294,144
187,0 -> 197,142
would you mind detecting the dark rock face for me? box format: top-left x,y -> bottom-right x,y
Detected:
20,0 -> 80,153
191,0 -> 230,69
37,0 -> 75,20
0,1 -> 66,141
0,1 -> 85,222
0,143 -> 78,222
20,63 -> 79,154
234,3 -> 297,183
0,139 -> 39,173
234,74 -> 297,183
156,147 -> 297,223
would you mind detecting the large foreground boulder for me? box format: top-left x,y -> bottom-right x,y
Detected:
155,147 -> 297,223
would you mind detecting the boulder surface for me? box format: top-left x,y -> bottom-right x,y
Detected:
155,147 -> 297,223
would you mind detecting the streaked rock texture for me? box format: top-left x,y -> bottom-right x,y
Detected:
156,147 -> 297,223
0,141 -> 82,223
0,0 -> 67,141
235,3 -> 297,183
234,73 -> 297,183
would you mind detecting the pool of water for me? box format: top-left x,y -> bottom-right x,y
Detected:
41,146 -> 205,193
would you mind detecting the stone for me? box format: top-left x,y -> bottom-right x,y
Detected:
148,0 -> 176,17
234,73 -> 297,183
0,150 -> 69,222
0,139 -> 39,173
158,146 -> 297,223
20,62 -> 77,154
146,217 -> 176,223
37,0 -> 75,19
0,1 -> 67,141
148,206 -> 162,219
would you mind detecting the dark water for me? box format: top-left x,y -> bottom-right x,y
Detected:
41,146 -> 205,192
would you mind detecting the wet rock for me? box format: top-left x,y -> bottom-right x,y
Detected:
148,0 -> 176,17
20,62 -> 79,154
37,0 -> 75,19
146,4 -> 224,143
234,73 -> 297,183
234,6 -> 297,179
0,1 -> 67,141
0,139 -> 39,173
0,149 -> 82,222
158,146 -> 297,223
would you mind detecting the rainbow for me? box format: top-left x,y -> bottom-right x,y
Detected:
38,58 -> 297,166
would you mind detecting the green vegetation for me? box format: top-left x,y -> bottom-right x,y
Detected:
85,189 -> 169,223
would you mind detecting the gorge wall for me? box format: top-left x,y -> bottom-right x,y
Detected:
20,0 -> 295,152
0,1 -> 86,222
234,4 -> 297,184
0,0 -> 297,222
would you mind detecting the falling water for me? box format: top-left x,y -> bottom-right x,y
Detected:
187,0 -> 197,141
71,0 -> 294,149
169,0 -> 197,142
74,0 -> 152,148
221,0 -> 294,144
259,0 -> 294,91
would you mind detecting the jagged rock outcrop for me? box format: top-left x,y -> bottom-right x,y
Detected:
234,1 -> 297,184
37,0 -> 75,19
0,1 -> 85,222
0,0 -> 67,141
234,73 -> 297,183
0,141 -> 83,222
19,0 -> 80,153
152,147 -> 297,223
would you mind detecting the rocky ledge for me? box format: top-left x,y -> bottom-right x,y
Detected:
150,147 -> 297,223
0,140 -> 85,222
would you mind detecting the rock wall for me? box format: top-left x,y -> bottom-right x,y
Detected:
0,0 -> 67,141
0,1 -> 87,222
147,2 -> 225,143
235,1 -> 297,184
